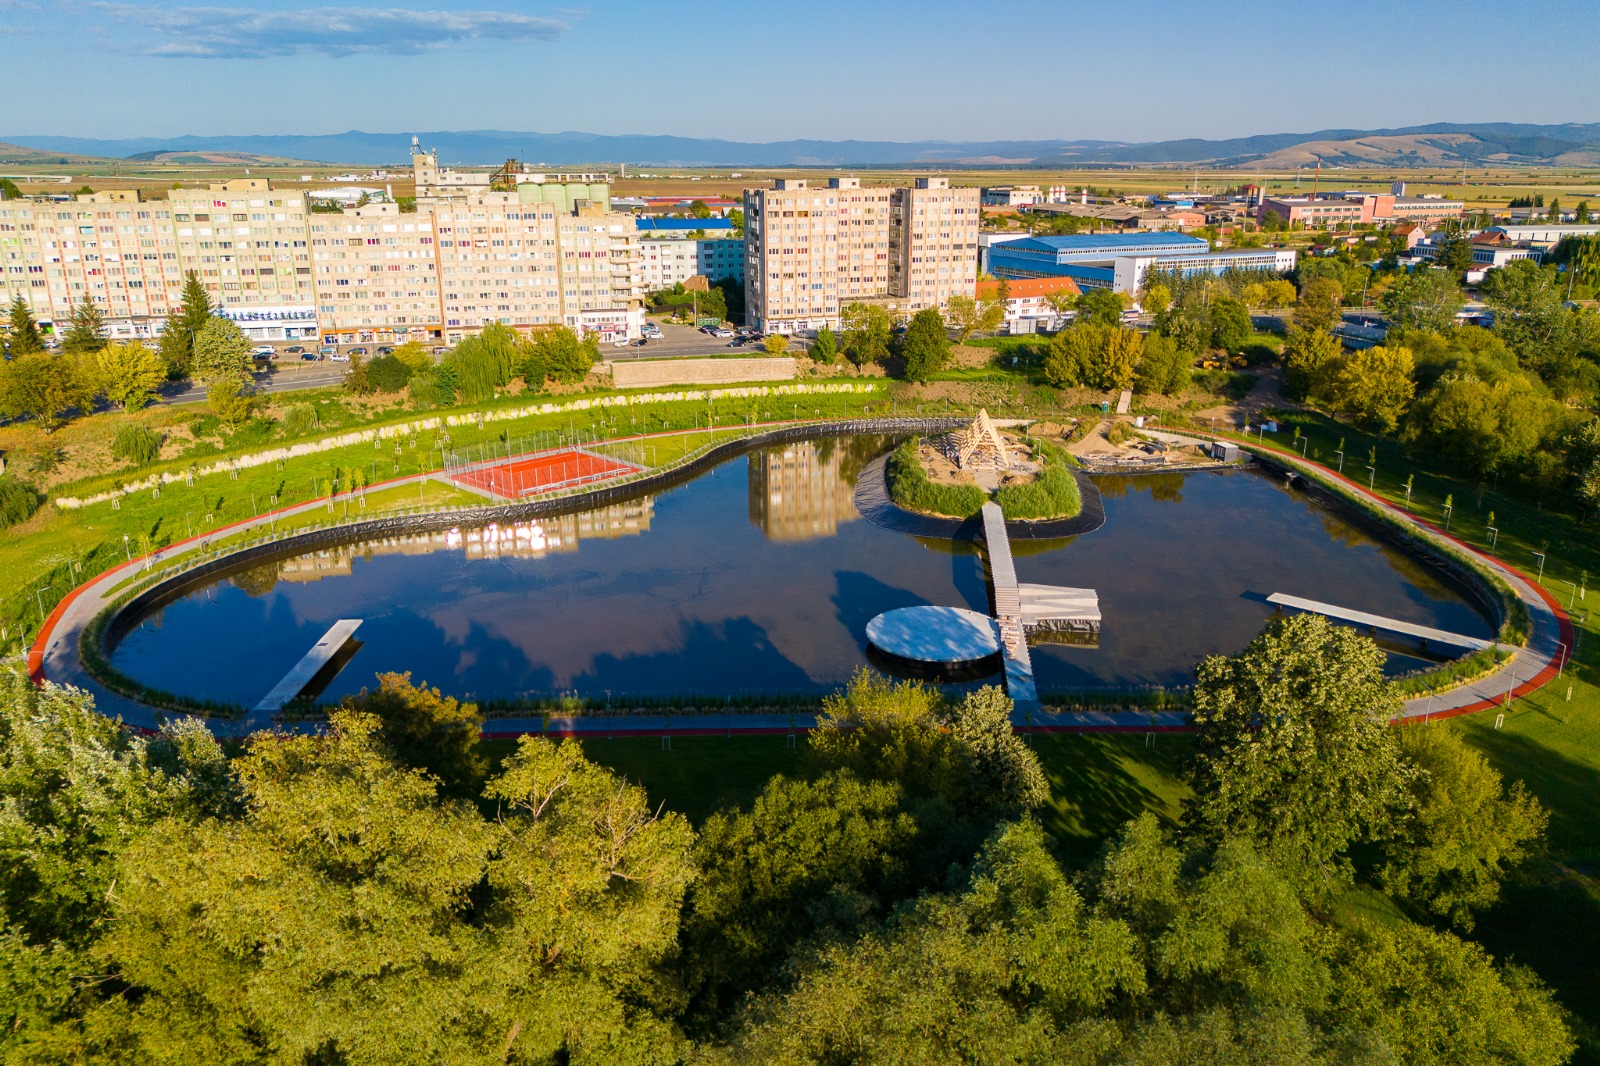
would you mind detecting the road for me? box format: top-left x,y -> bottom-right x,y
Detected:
154,322 -> 797,406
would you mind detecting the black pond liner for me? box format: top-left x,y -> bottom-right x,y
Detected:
852,454 -> 1107,541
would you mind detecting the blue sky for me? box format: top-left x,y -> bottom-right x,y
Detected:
3,0 -> 1596,142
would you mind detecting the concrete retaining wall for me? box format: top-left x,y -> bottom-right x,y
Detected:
608,357 -> 797,389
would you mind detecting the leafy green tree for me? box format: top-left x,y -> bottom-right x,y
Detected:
110,425 -> 164,467
1283,327 -> 1341,399
1379,726 -> 1547,928
810,325 -> 837,363
1186,614 -> 1412,889
206,377 -> 255,429
1074,287 -> 1125,327
341,672 -> 487,799
1313,343 -> 1415,431
1480,259 -> 1568,363
191,317 -> 252,386
1293,277 -> 1343,333
1209,296 -> 1252,350
154,270 -> 215,380
1044,322 -> 1105,387
1436,232 -> 1475,275
155,312 -> 192,380
6,295 -> 44,356
840,302 -> 893,368
0,351 -> 97,433
344,346 -> 371,395
60,296 -> 106,355
720,819 -> 1143,1065
1404,371 -> 1566,478
1379,268 -> 1464,334
681,771 -> 920,1025
1134,331 -> 1191,395
946,686 -> 1048,810
90,339 -> 166,411
482,735 -> 695,1061
522,325 -> 598,385
1326,921 -> 1574,1066
763,333 -> 789,356
899,307 -> 950,382
1140,281 -> 1173,316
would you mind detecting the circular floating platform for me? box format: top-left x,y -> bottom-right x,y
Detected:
866,605 -> 1002,667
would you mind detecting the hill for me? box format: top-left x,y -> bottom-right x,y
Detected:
0,140 -> 117,166
3,123 -> 1597,169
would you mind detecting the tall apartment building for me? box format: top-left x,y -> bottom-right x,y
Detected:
311,200 -> 442,342
167,179 -> 318,340
0,191 -> 179,337
743,176 -> 979,334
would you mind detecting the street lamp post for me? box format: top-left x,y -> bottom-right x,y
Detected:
1366,465 -> 1376,490
33,584 -> 52,628
1334,449 -> 1344,473
122,534 -> 130,562
1533,551 -> 1547,581
1555,639 -> 1568,678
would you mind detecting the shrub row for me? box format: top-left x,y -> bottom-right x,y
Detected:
885,438 -> 987,518
993,438 -> 1082,520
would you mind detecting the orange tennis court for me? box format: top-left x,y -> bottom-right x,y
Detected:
450,449 -> 639,499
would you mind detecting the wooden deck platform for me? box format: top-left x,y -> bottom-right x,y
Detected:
253,619 -> 363,713
1265,593 -> 1491,651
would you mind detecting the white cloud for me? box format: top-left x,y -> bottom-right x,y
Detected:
91,4 -> 569,58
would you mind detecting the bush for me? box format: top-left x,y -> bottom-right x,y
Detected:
366,354 -> 414,393
1104,421 -> 1134,446
0,474 -> 44,529
283,403 -> 318,437
993,439 -> 1082,519
886,439 -> 987,518
110,425 -> 164,467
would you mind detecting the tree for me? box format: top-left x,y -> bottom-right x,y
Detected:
206,376 -> 255,429
945,687 -> 1048,810
1075,287 -> 1124,327
1134,332 -> 1190,395
1096,327 -> 1144,391
190,317 -> 252,386
1404,372 -> 1563,478
60,296 -> 106,355
899,307 -> 950,382
1379,726 -> 1547,928
344,346 -> 371,394
0,351 -> 97,432
840,302 -> 893,368
341,672 -> 486,799
1186,614 -> 1412,888
91,340 -> 166,411
1293,277 -> 1343,333
728,207 -> 745,236
1209,296 -> 1252,350
680,771 -> 921,1025
6,295 -> 44,356
1480,259 -> 1567,362
155,270 -> 214,381
944,294 -> 980,341
1436,232 -> 1474,275
1379,268 -> 1464,334
810,325 -> 837,363
1140,281 -> 1172,316
1315,343 -> 1415,432
1045,322 -> 1110,388
522,325 -> 598,385
762,333 -> 789,356
1283,327 -> 1341,399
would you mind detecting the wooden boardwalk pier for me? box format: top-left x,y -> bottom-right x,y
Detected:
980,504 -> 1100,711
253,619 -> 363,713
1266,593 -> 1491,651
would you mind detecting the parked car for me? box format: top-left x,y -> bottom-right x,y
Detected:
713,328 -> 735,338
250,344 -> 276,357
284,345 -> 306,355
375,346 -> 393,356
632,338 -> 649,347
302,351 -> 321,361
431,346 -> 449,355
642,324 -> 663,338
328,352 -> 350,362
611,337 -> 631,348
318,346 -> 337,358
347,347 -> 368,357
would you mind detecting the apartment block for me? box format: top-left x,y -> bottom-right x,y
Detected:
168,179 -> 318,340
640,236 -> 745,291
0,191 -> 179,338
311,200 -> 442,342
744,176 -> 979,334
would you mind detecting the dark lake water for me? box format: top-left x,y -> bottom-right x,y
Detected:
109,436 -> 1494,706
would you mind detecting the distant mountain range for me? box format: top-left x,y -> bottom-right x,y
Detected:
4,122 -> 1598,169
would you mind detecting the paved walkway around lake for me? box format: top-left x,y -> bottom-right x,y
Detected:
27,421 -> 1568,738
